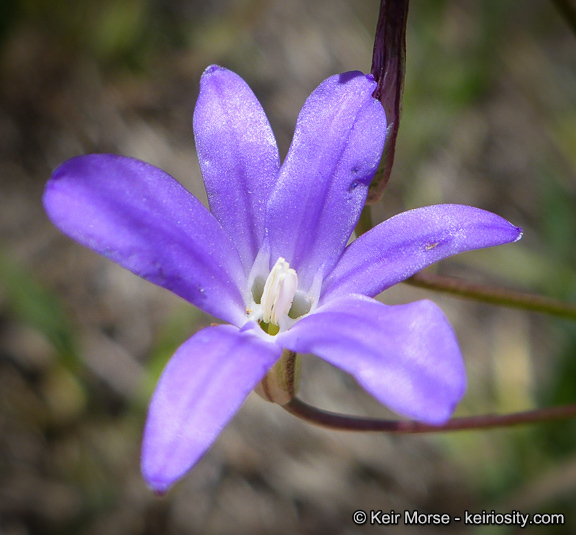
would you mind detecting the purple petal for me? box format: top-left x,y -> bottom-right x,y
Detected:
279,296 -> 466,424
265,72 -> 387,289
141,325 -> 282,493
43,154 -> 247,325
322,204 -> 522,302
194,65 -> 280,274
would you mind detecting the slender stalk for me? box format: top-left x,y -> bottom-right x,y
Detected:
283,397 -> 576,433
405,272 -> 576,320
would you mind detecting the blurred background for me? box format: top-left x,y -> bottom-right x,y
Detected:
1,0 -> 576,533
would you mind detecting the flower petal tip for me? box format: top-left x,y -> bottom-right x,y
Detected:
202,64 -> 223,76
141,447 -> 189,495
201,64 -> 238,84
143,473 -> 173,496
405,375 -> 466,427
337,70 -> 365,84
419,399 -> 462,427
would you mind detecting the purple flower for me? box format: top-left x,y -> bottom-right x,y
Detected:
43,65 -> 522,493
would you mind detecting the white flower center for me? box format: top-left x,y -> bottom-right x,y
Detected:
261,257 -> 298,326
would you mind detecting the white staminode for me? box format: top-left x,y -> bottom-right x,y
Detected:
261,257 -> 298,326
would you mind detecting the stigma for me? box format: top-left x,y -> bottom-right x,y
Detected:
261,257 -> 298,326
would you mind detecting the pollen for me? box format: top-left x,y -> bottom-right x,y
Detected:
261,257 -> 298,326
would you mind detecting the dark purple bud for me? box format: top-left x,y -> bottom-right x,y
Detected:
368,0 -> 409,203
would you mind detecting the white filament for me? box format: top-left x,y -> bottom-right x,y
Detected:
261,257 -> 298,325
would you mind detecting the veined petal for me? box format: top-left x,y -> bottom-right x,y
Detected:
44,154 -> 247,325
322,204 -> 522,302
278,296 -> 466,424
141,325 -> 282,493
194,65 -> 280,274
265,72 -> 387,289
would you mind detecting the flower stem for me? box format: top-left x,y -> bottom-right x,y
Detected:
405,272 -> 576,320
254,349 -> 300,405
282,397 -> 576,433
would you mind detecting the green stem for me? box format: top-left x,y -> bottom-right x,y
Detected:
283,397 -> 576,433
405,272 -> 576,320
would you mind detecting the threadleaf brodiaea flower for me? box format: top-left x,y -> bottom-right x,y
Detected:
43,65 -> 522,493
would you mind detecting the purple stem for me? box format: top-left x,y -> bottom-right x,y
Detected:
283,397 -> 576,433
406,272 -> 576,320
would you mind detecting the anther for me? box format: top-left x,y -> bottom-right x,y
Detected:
261,258 -> 298,326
